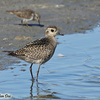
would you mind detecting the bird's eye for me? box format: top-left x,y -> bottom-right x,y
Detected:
51,29 -> 54,32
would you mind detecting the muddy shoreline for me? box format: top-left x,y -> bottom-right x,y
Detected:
0,0 -> 100,99
0,0 -> 100,69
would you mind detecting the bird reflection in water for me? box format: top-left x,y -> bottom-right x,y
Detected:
29,77 -> 61,100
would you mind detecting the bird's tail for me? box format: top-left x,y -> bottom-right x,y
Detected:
6,10 -> 15,14
2,50 -> 13,53
2,50 -> 16,56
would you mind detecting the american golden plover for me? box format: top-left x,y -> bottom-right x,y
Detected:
3,26 -> 64,81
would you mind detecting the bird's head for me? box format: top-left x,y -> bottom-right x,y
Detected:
34,13 -> 41,25
45,26 -> 64,37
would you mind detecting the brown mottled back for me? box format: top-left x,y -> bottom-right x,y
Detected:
7,9 -> 34,19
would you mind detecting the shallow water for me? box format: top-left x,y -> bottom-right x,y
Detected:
0,25 -> 100,99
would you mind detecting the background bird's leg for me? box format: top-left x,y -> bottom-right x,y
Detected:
38,20 -> 40,25
21,20 -> 23,26
30,63 -> 34,81
36,65 -> 41,81
25,21 -> 31,28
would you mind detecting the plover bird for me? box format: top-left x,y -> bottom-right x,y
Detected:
6,9 -> 40,27
3,26 -> 64,81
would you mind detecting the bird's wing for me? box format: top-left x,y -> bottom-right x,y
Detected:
13,9 -> 34,19
13,38 -> 52,59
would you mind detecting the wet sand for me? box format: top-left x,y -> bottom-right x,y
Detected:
0,0 -> 100,99
0,0 -> 100,68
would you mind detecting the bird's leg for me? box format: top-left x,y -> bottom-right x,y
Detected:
30,76 -> 34,98
25,21 -> 31,28
21,20 -> 23,26
38,20 -> 40,25
36,65 -> 41,81
30,63 -> 34,81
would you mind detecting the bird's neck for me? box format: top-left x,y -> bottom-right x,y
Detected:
47,36 -> 57,47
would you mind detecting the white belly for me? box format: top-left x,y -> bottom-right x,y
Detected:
23,14 -> 34,22
25,57 -> 42,65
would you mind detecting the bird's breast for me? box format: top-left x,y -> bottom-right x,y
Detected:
23,14 -> 34,22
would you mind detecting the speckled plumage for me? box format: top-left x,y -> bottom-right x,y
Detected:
9,37 -> 56,64
3,26 -> 63,80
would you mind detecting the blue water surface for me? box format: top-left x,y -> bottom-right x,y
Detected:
0,26 -> 100,100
